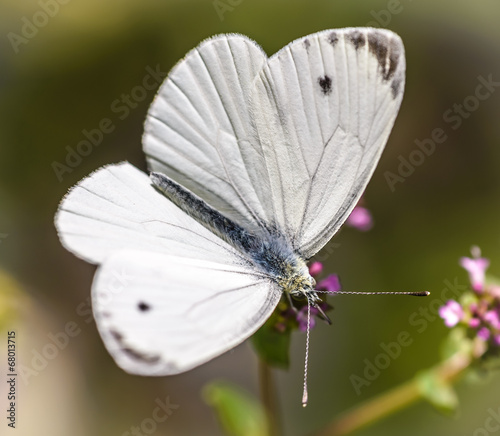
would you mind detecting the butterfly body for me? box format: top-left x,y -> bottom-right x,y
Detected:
151,171 -> 316,301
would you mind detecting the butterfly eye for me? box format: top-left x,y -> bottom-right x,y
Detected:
290,291 -> 306,301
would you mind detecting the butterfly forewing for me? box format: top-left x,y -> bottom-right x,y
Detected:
249,28 -> 405,257
143,35 -> 272,233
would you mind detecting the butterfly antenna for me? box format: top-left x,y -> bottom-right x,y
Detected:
315,290 -> 430,297
302,297 -> 311,408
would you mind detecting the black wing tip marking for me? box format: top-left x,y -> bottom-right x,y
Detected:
303,38 -> 311,50
391,74 -> 404,98
328,31 -> 338,46
366,31 -> 404,98
322,28 -> 404,99
366,32 -> 401,80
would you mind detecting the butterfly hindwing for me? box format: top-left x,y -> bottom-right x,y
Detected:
92,250 -> 280,375
55,162 -> 246,265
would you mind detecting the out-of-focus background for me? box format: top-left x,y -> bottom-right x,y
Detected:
1,0 -> 500,435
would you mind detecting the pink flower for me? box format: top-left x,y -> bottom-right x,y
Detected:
297,306 -> 318,332
346,206 -> 373,231
469,318 -> 480,328
489,286 -> 500,299
439,300 -> 464,327
316,274 -> 341,294
484,310 -> 500,330
478,327 -> 491,341
296,302 -> 332,332
460,248 -> 489,292
308,262 -> 323,277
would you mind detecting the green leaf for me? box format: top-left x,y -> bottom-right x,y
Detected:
251,314 -> 291,369
415,370 -> 458,413
202,380 -> 269,436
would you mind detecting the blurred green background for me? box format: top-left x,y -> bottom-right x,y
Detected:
1,0 -> 500,435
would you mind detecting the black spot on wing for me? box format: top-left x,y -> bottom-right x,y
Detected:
303,38 -> 311,50
367,32 -> 401,83
348,30 -> 366,50
328,31 -> 338,46
138,301 -> 151,312
318,75 -> 332,96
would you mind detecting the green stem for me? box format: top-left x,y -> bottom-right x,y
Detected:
259,359 -> 282,436
317,351 -> 472,436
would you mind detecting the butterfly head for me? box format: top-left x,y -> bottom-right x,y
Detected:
280,261 -> 317,301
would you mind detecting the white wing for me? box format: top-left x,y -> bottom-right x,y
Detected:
250,28 -> 405,258
56,162 -> 281,374
92,250 -> 280,375
143,34 -> 271,233
143,28 -> 405,259
55,162 -> 246,265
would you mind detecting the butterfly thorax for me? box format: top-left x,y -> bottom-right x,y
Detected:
277,261 -> 316,298
246,233 -> 316,298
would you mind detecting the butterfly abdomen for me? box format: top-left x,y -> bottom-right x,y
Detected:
150,171 -> 259,250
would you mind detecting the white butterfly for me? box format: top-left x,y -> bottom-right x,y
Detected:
55,28 -> 405,390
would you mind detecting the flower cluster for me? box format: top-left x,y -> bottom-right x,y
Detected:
439,247 -> 500,350
274,262 -> 339,333
268,196 -> 372,335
